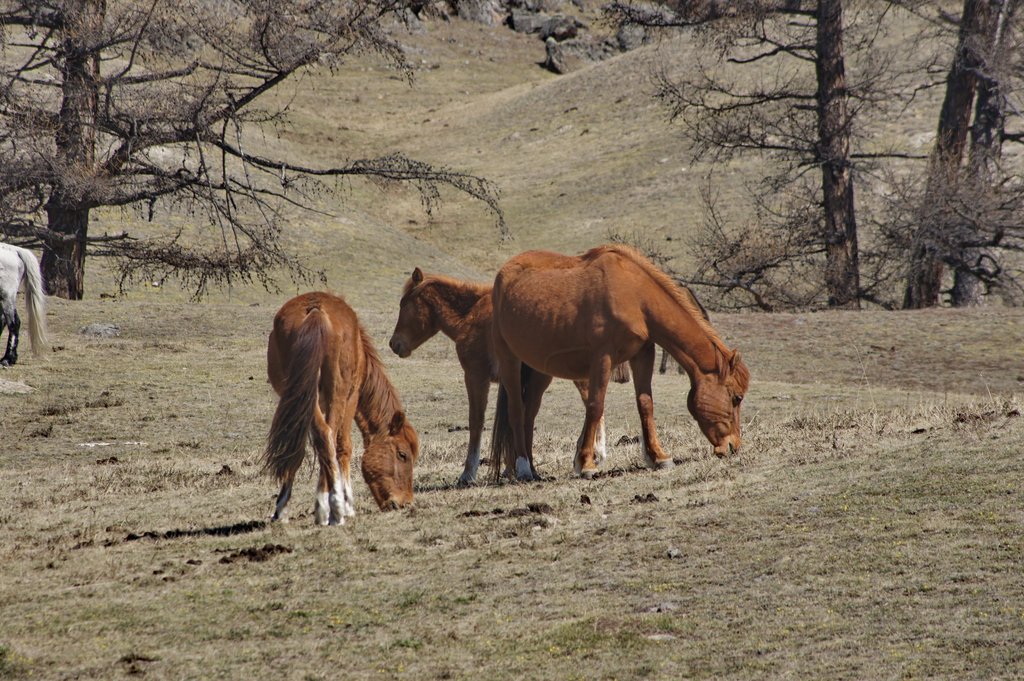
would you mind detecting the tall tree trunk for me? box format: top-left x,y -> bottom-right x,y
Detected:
40,0 -> 103,300
953,0 -> 1016,306
815,0 -> 860,309
903,0 -> 992,309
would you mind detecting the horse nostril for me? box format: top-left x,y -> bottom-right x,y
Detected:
729,441 -> 736,456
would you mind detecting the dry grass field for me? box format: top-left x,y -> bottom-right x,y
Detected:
2,10 -> 1024,681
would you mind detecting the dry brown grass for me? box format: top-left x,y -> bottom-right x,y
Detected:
3,11 -> 1024,681
1,295 -> 1022,680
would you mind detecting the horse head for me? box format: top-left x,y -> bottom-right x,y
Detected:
687,348 -> 749,458
389,267 -> 436,358
362,411 -> 419,510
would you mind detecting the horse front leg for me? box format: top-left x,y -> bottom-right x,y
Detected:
575,356 -> 612,479
629,343 -> 673,470
459,369 -> 490,486
572,381 -> 608,467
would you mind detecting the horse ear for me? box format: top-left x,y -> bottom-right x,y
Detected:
388,411 -> 406,436
730,350 -> 742,372
411,267 -> 424,285
716,349 -> 740,380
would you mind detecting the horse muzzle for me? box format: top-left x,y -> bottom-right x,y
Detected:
388,336 -> 410,358
713,439 -> 738,458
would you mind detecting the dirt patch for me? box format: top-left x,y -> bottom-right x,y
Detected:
458,503 -> 553,518
218,543 -> 293,564
124,520 -> 266,543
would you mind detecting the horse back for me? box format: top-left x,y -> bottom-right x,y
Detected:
267,292 -> 364,396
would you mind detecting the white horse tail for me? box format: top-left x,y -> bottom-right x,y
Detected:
15,246 -> 48,355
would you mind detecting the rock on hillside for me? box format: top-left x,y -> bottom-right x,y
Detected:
412,0 -> 653,73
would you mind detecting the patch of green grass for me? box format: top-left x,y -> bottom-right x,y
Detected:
0,643 -> 28,679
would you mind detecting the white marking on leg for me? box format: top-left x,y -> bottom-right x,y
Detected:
314,491 -> 330,525
459,442 -> 481,485
595,417 -> 607,466
329,478 -> 346,525
342,475 -> 356,517
642,439 -> 655,468
272,482 -> 292,522
515,456 -> 533,481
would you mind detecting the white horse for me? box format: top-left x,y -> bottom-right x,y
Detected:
0,243 -> 48,366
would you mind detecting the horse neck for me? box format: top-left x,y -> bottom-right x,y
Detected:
356,332 -> 404,438
644,286 -> 726,380
423,278 -> 490,340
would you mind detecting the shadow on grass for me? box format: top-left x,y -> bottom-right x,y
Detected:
122,519 -> 267,543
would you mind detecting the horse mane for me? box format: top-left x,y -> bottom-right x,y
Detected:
358,325 -> 405,431
590,244 -> 731,355
404,271 -> 491,316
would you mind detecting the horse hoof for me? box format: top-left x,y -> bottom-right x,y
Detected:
456,475 -> 475,488
654,458 -> 675,471
578,468 -> 598,480
514,457 -> 533,481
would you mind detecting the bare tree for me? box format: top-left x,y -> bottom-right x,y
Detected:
899,0 -> 1024,307
606,1 -> 940,310
0,0 -> 504,299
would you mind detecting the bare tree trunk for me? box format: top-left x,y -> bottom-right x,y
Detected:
952,73 -> 997,306
904,0 -> 992,309
816,0 -> 860,309
39,0 -> 102,300
953,0 -> 1016,307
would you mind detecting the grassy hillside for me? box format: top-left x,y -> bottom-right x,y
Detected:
1,297 -> 1022,679
2,11 -> 1023,681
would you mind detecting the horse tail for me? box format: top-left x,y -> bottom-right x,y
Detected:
611,362 -> 630,384
489,382 -> 513,482
15,247 -> 47,355
262,308 -> 330,484
489,363 -> 532,482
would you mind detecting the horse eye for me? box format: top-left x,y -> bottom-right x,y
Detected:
733,395 -> 743,406
397,449 -> 409,462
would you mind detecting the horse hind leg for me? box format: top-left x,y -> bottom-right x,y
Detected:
311,410 -> 345,526
0,310 -> 18,367
272,479 -> 293,522
334,395 -> 358,517
521,369 -> 553,481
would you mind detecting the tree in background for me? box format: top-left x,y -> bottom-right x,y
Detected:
606,0 -> 933,310
608,0 -> 1024,310
0,0 -> 503,299
901,0 -> 1023,308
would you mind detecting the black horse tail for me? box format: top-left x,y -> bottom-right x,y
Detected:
489,363 -> 534,482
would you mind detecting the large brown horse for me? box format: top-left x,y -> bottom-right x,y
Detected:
490,245 -> 749,481
264,292 -> 419,525
388,268 -> 628,485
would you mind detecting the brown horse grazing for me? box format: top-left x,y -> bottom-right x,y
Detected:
264,292 -> 419,525
388,268 -> 628,485
490,245 -> 750,481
